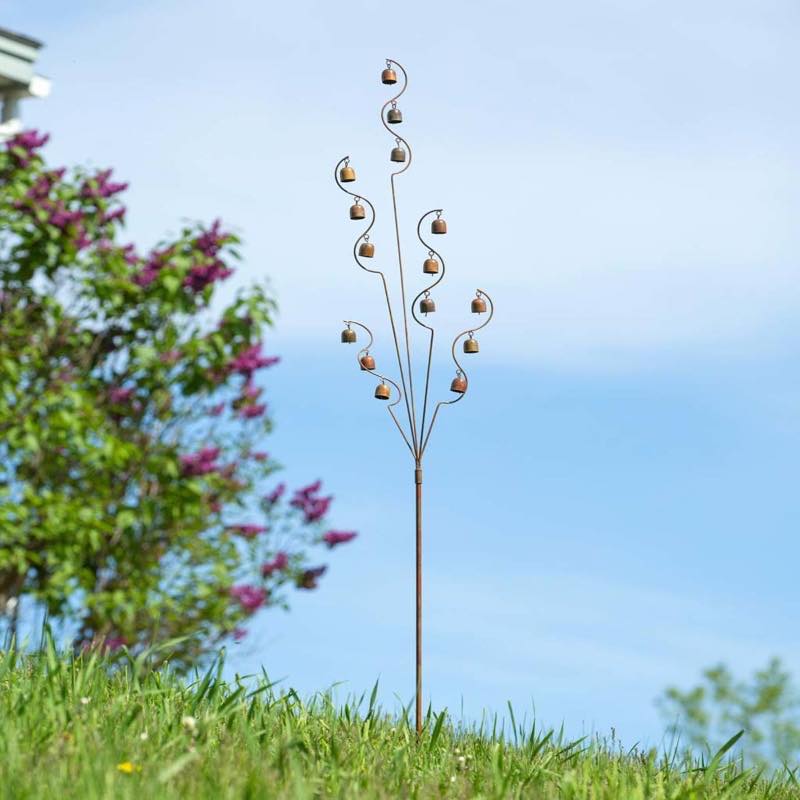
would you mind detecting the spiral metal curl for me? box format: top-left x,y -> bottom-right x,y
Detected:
334,156 -> 416,446
336,61 -> 495,464
420,289 -> 495,457
343,320 -> 414,456
411,209 -> 447,446
381,58 -> 418,455
380,59 -> 412,177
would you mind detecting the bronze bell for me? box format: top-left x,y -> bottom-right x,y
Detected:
339,165 -> 356,183
375,382 -> 391,400
390,146 -> 406,163
381,68 -> 397,85
450,375 -> 467,394
431,217 -> 447,234
463,337 -> 479,354
419,297 -> 436,314
471,296 -> 487,314
341,327 -> 356,343
358,241 -> 375,258
360,354 -> 375,371
423,257 -> 439,274
350,203 -> 365,220
387,107 -> 403,124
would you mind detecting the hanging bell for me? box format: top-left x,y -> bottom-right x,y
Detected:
375,382 -> 391,400
387,107 -> 403,124
390,146 -> 406,163
360,354 -> 375,371
419,297 -> 436,314
381,68 -> 397,85
358,241 -> 375,258
463,337 -> 479,354
431,217 -> 447,234
423,257 -> 439,274
450,375 -> 467,394
341,327 -> 356,343
350,203 -> 365,220
471,296 -> 487,314
339,164 -> 356,183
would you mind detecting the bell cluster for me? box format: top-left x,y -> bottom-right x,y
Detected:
337,63 -> 491,407
340,289 -> 488,398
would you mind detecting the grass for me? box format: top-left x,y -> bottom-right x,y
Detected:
1,637 -> 799,798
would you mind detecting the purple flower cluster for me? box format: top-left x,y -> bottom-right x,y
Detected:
100,206 -> 126,225
228,343 -> 280,378
226,523 -> 268,539
230,584 -> 268,613
121,243 -> 139,265
180,446 -> 221,477
80,168 -> 128,200
323,530 -> 358,549
26,168 -> 65,200
196,219 -> 225,255
239,404 -> 267,419
133,246 -> 173,288
233,376 -> 269,419
290,481 -> 332,524
261,551 -> 289,577
264,483 -> 286,505
15,170 -> 92,250
184,260 -> 233,293
183,220 -> 234,292
108,386 -> 135,404
6,129 -> 49,166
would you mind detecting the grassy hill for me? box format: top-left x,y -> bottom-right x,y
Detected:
0,639 -> 797,799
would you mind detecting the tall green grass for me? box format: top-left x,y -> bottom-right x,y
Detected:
0,635 -> 798,798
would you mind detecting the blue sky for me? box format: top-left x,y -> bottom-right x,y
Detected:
5,0 -> 800,746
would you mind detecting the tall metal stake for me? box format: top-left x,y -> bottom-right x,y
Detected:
334,60 -> 495,736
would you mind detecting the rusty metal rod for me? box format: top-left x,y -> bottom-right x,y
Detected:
415,463 -> 423,735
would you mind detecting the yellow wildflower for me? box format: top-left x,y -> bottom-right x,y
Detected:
117,761 -> 138,774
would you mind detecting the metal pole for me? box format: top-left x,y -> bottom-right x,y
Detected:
415,463 -> 423,735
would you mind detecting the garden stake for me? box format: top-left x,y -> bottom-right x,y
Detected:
334,59 -> 495,736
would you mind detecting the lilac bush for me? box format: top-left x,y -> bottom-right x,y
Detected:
0,131 -> 356,668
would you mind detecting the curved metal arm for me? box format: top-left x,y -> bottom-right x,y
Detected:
380,58 -> 418,455
411,209 -> 447,447
334,156 -> 416,450
343,320 -> 414,457
420,289 -> 495,457
333,156 -> 382,277
380,59 -> 412,177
